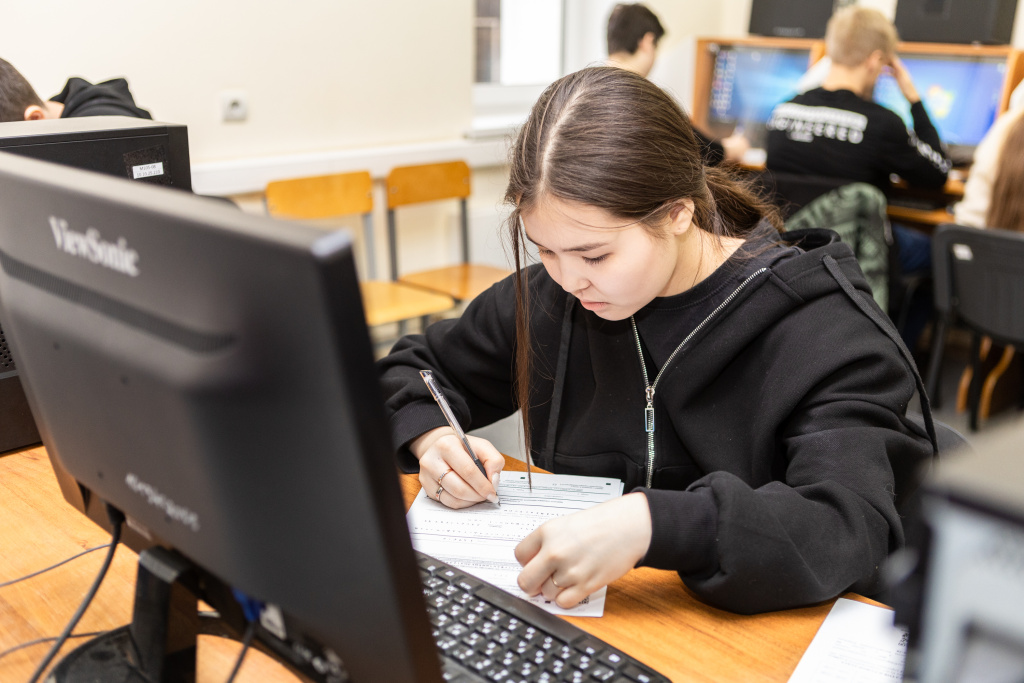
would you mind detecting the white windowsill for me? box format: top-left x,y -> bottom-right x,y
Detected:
190,136 -> 511,197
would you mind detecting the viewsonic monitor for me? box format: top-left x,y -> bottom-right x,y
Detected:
0,151 -> 440,682
705,44 -> 812,148
873,54 -> 1007,154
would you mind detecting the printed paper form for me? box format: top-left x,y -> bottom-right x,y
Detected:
788,598 -> 908,683
407,471 -> 624,618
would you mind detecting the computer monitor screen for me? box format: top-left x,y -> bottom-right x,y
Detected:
706,44 -> 811,146
873,55 -> 1007,149
0,151 -> 439,682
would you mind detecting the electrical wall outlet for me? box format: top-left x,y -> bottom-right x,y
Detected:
220,90 -> 249,122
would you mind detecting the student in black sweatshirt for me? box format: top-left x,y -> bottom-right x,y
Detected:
378,67 -> 935,615
765,7 -> 950,278
0,57 -> 151,122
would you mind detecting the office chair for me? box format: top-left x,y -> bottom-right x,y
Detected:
265,171 -> 455,328
924,224 -> 1024,430
386,161 -> 510,302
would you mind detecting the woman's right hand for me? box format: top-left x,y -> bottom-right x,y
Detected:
410,427 -> 504,509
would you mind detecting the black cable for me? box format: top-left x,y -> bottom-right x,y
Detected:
0,631 -> 106,663
0,544 -> 111,589
26,505 -> 125,683
224,620 -> 256,683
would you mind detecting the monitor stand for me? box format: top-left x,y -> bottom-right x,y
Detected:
48,546 -> 342,683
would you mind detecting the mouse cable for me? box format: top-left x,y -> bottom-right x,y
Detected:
0,544 -> 111,589
0,631 -> 106,663
26,505 -> 125,683
224,619 -> 257,683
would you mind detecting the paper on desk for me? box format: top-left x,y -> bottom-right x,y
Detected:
407,471 -> 624,618
788,597 -> 908,683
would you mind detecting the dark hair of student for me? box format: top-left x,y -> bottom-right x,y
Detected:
606,3 -> 665,55
504,66 -> 781,461
0,58 -> 45,123
987,113 -> 1024,233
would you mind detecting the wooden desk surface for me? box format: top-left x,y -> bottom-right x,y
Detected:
0,448 -> 881,682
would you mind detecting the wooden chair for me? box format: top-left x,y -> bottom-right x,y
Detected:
385,161 -> 510,302
265,171 -> 455,328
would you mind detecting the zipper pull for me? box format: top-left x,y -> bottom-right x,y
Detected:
644,386 -> 655,433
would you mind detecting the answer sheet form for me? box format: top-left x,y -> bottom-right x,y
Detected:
407,471 -> 624,617
787,598 -> 908,683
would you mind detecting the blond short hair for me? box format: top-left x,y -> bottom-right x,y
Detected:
825,6 -> 899,67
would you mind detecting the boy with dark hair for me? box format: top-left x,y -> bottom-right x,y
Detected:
606,3 -> 666,78
0,57 -> 151,123
606,3 -> 748,165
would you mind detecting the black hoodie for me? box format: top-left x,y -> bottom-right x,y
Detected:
377,230 -> 935,614
50,77 -> 152,119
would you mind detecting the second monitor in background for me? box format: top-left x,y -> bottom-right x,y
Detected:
873,53 -> 1008,163
695,39 -> 818,152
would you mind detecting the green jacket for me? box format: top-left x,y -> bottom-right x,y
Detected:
785,183 -> 890,309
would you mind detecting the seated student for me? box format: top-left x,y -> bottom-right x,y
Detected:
0,57 -> 151,122
765,6 -> 950,346
953,107 -> 1024,229
606,3 -> 749,166
377,67 -> 934,615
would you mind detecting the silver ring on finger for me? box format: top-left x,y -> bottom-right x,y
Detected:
435,484 -> 445,502
437,468 -> 453,486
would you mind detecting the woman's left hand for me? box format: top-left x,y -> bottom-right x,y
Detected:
514,492 -> 653,609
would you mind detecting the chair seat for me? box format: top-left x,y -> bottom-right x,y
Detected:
360,280 -> 454,327
399,264 -> 511,302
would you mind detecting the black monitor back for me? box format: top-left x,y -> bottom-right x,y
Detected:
0,152 -> 440,682
0,116 -> 192,455
0,116 -> 191,190
894,0 -> 1018,44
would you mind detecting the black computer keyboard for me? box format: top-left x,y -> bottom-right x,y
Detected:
416,551 -> 671,683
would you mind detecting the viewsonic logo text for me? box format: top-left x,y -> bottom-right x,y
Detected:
49,216 -> 140,277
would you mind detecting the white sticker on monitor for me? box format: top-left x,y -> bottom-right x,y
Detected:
132,162 -> 165,179
953,244 -> 974,261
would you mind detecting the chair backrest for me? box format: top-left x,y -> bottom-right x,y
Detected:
932,223 -> 1024,347
386,161 -> 470,209
265,171 -> 373,219
755,170 -> 854,220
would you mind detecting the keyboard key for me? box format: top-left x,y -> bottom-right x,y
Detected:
439,568 -> 460,581
597,651 -> 625,668
588,664 -> 617,681
455,575 -> 483,594
463,631 -> 486,648
450,644 -> 475,661
425,576 -> 447,591
572,635 -> 605,658
446,623 -> 471,639
466,654 -> 493,672
619,663 -> 657,682
560,669 -> 587,682
419,557 -> 444,573
436,636 -> 458,652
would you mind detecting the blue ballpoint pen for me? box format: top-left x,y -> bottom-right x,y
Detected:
419,370 -> 500,506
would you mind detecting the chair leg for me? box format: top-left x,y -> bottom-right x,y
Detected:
968,334 -> 984,431
924,317 -> 947,408
980,346 -> 1016,421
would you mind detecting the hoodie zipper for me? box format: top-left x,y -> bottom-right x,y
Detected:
630,268 -> 768,488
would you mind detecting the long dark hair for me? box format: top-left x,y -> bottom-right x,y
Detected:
504,66 -> 780,462
988,112 -> 1024,233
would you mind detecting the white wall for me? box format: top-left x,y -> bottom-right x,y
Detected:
4,0 -> 473,165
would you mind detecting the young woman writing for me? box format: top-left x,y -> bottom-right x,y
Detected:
378,67 -> 935,614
